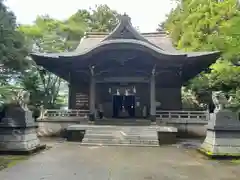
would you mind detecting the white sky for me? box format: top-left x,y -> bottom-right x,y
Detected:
5,0 -> 177,32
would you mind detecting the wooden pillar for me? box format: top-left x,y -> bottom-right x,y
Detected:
89,75 -> 96,114
150,74 -> 156,121
68,83 -> 73,109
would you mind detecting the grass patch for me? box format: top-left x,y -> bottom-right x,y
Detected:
0,155 -> 28,170
0,145 -> 50,171
231,159 -> 240,164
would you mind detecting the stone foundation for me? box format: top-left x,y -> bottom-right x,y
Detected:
157,131 -> 177,144
200,130 -> 240,157
200,110 -> 240,157
0,128 -> 40,152
66,125 -> 177,146
67,130 -> 85,142
0,104 -> 45,154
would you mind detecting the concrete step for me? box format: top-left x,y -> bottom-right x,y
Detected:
123,137 -> 158,141
80,142 -> 159,147
82,137 -> 159,143
82,139 -> 159,145
80,125 -> 160,147
83,135 -> 118,140
83,135 -> 158,141
95,123 -> 151,126
86,128 -> 121,132
94,120 -> 151,126
86,127 -> 121,131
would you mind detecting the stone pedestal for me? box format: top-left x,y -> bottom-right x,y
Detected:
0,104 -> 44,154
200,110 -> 240,157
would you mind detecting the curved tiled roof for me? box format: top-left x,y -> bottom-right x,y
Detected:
30,14 -> 221,83
75,31 -> 179,54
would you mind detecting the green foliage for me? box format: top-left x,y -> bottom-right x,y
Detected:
0,0 -> 29,103
181,87 -> 204,110
0,0 -> 28,72
88,4 -> 119,32
163,0 -> 240,110
16,4 -> 119,108
0,84 -> 21,104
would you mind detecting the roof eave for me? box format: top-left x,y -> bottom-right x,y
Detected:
182,51 -> 221,82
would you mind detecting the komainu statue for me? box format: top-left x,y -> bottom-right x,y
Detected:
0,89 -> 35,126
212,91 -> 232,112
14,90 -> 30,111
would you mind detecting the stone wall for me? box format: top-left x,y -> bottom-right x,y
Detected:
157,119 -> 207,137
37,120 -> 207,138
37,119 -> 88,137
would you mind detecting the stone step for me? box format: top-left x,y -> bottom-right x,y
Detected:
94,120 -> 151,125
87,128 -> 156,133
86,127 -> 121,130
94,123 -> 151,126
83,135 -> 118,140
85,133 -> 157,138
80,125 -> 160,147
86,129 -> 119,131
123,137 -> 158,140
82,139 -> 159,145
82,136 -> 159,142
83,137 -> 158,142
80,142 -> 159,147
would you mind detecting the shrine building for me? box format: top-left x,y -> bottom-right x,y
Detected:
31,14 -> 221,120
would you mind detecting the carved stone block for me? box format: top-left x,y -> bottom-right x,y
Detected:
0,104 -> 42,153
0,105 -> 37,127
0,127 -> 40,151
200,110 -> 240,157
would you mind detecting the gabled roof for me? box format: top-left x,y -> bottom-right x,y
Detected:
75,14 -> 178,54
30,14 -> 221,84
75,31 -> 178,54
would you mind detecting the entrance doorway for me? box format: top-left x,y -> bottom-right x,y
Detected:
112,95 -> 124,118
125,95 -> 135,117
112,95 -> 136,118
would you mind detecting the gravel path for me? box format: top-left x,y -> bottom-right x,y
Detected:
0,141 -> 239,180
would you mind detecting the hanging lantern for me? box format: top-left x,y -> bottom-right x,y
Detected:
108,88 -> 112,94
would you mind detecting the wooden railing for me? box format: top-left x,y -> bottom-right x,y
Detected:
156,110 -> 209,121
38,109 -> 90,120
38,109 -> 209,122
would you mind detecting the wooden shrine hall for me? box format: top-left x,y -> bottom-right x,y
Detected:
31,14 -> 221,120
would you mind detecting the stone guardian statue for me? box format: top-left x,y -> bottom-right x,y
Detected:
212,91 -> 232,112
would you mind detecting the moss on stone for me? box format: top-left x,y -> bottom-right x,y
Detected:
0,156 -> 27,170
198,148 -> 240,158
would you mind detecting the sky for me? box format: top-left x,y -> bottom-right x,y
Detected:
5,0 -> 177,33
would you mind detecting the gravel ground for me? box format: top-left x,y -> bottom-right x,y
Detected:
0,140 -> 239,180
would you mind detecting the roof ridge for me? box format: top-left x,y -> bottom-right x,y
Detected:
141,31 -> 166,35
84,31 -> 168,38
85,32 -> 109,35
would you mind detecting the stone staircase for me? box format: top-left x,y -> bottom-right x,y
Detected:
81,126 -> 159,147
94,119 -> 151,126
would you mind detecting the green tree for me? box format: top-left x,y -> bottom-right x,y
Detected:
18,5 -> 119,108
89,4 -> 119,32
163,0 -> 240,110
0,0 -> 28,102
70,4 -> 119,32
18,15 -> 86,108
